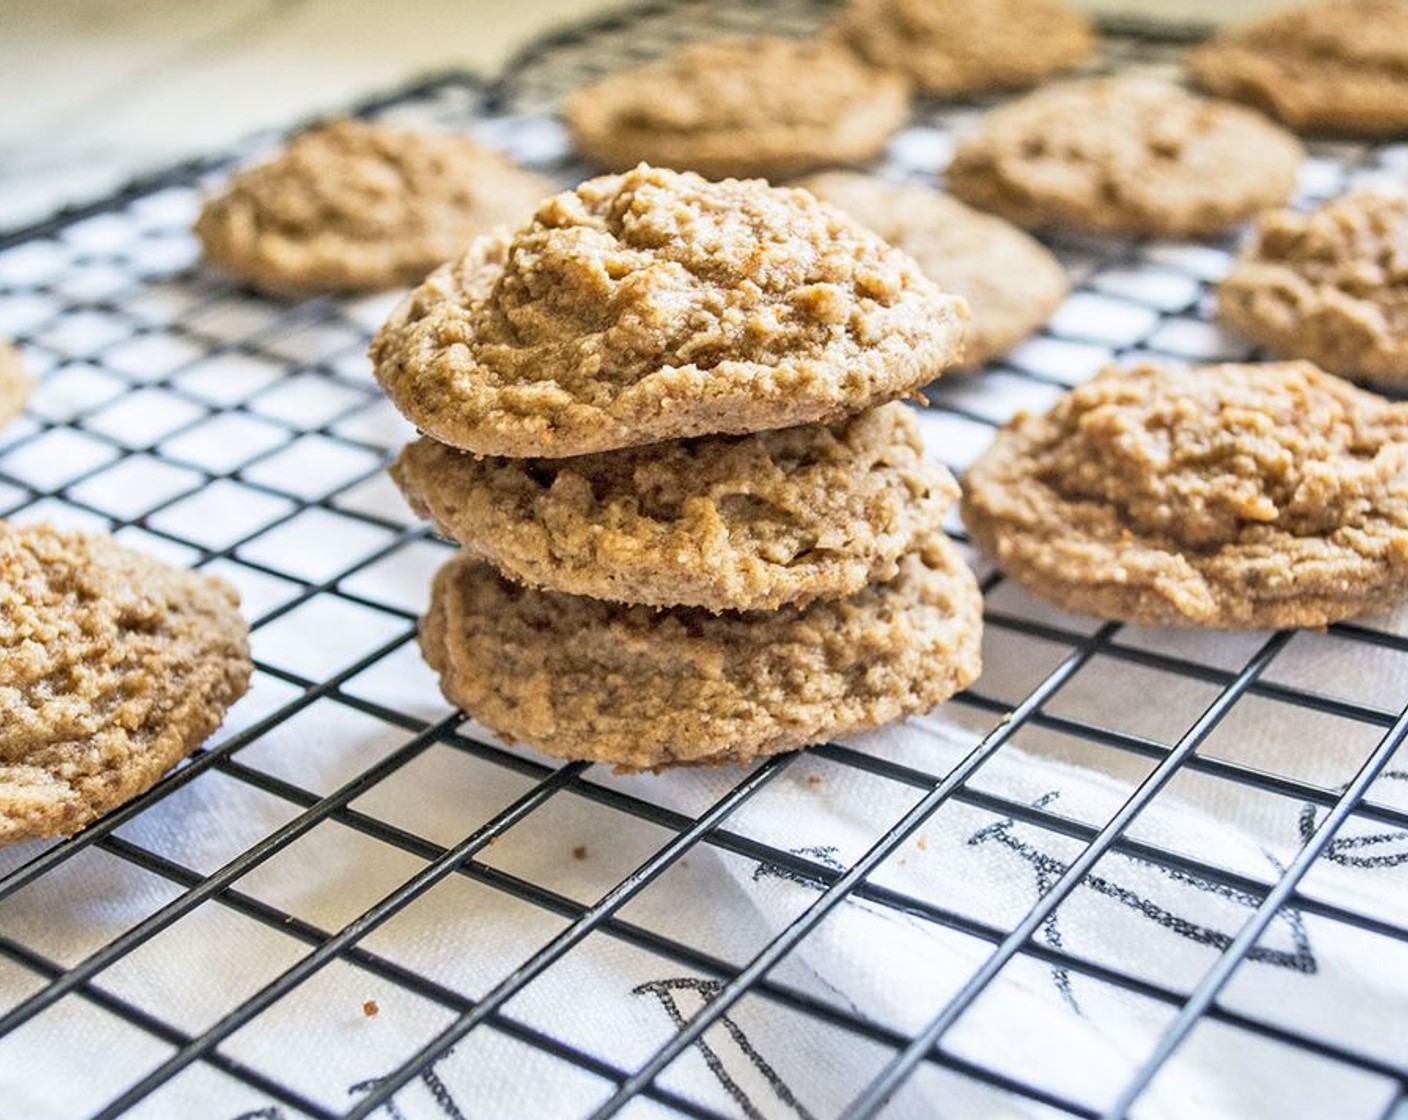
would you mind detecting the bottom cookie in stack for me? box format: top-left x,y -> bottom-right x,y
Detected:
421,530 -> 982,770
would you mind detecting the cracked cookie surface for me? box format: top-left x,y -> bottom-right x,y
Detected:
421,531 -> 982,769
829,0 -> 1093,96
946,78 -> 1303,237
0,524 -> 252,842
961,361 -> 1408,629
372,165 -> 968,458
393,402 -> 957,611
1219,192 -> 1408,382
565,36 -> 909,181
196,118 -> 552,293
1190,0 -> 1408,137
0,342 -> 31,432
798,171 -> 1067,366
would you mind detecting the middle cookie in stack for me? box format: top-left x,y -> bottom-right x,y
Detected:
373,165 -> 981,769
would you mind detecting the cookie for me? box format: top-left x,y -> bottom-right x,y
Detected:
372,165 -> 969,458
829,0 -> 1093,96
1190,0 -> 1408,137
564,36 -> 909,181
1218,192 -> 1408,382
392,402 -> 957,612
946,78 -> 1304,238
0,342 -> 32,432
195,118 -> 553,293
798,171 -> 1067,366
421,531 -> 982,769
961,361 -> 1408,630
0,524 -> 252,842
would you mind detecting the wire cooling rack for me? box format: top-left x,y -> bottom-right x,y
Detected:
1,3 -> 1407,1119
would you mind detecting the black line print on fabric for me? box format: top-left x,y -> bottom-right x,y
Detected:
1302,771 -> 1408,869
967,790 -> 1318,994
633,976 -> 817,1120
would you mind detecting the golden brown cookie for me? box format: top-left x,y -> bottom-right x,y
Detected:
946,78 -> 1304,238
829,0 -> 1094,96
1190,0 -> 1408,137
798,171 -> 1067,367
421,531 -> 982,769
564,36 -> 910,180
372,165 -> 969,458
961,361 -> 1408,630
392,402 -> 957,612
1218,192 -> 1408,382
195,118 -> 553,294
1,524 -> 252,842
0,342 -> 32,432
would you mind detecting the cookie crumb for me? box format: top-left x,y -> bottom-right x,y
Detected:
572,845 -> 588,860
363,1000 -> 379,1018
916,836 -> 928,851
806,774 -> 823,787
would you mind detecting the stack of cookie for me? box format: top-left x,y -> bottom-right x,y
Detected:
372,165 -> 982,769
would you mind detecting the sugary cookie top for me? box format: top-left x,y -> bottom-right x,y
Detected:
372,165 -> 968,456
961,361 -> 1408,627
830,0 -> 1094,94
946,78 -> 1303,237
0,524 -> 252,841
1030,362 -> 1408,548
195,118 -> 551,291
1219,191 -> 1408,378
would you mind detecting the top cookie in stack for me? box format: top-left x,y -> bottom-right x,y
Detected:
372,164 -> 965,458
372,165 -> 982,768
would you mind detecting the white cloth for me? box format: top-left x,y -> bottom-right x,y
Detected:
2,615 -> 1405,1120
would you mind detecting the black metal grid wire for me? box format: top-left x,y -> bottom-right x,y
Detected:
0,4 -> 1406,1118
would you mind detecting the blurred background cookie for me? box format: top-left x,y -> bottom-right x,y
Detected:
1219,191 -> 1408,382
798,171 -> 1067,367
829,0 -> 1094,96
946,77 -> 1304,238
195,117 -> 553,293
1190,0 -> 1408,137
564,36 -> 909,180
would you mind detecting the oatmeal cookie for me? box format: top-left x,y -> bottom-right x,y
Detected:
961,361 -> 1408,629
372,165 -> 969,458
798,171 -> 1067,366
420,531 -> 982,769
0,524 -> 252,842
829,0 -> 1093,96
1190,0 -> 1408,137
0,342 -> 31,432
946,78 -> 1304,238
1218,192 -> 1408,382
564,36 -> 910,181
392,402 -> 956,612
195,118 -> 553,293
